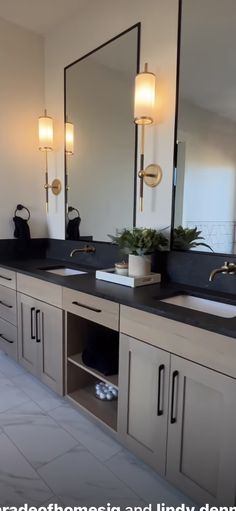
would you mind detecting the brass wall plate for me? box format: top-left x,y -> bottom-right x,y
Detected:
51,178 -> 62,195
143,164 -> 162,188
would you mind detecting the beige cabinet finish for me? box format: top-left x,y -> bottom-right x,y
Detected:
0,267 -> 16,290
18,293 -> 63,394
120,305 -> 236,379
119,306 -> 236,505
0,317 -> 17,360
167,355 -> 236,505
118,334 -> 170,474
17,294 -> 38,376
0,269 -> 17,360
0,284 -> 17,325
63,288 -> 119,331
17,273 -> 62,308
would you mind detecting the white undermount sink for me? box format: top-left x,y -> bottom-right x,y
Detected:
45,267 -> 86,276
160,294 -> 236,318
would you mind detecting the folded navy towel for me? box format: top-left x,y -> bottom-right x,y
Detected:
13,216 -> 31,239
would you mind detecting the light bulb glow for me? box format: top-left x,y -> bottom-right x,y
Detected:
65,122 -> 74,155
134,70 -> 156,125
38,114 -> 53,151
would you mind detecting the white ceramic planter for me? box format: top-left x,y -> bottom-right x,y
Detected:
128,254 -> 151,277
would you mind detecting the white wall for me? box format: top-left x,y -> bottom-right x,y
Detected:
0,17 -> 47,239
45,0 -> 179,238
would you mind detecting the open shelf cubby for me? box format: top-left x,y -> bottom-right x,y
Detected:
66,312 -> 119,431
67,361 -> 118,431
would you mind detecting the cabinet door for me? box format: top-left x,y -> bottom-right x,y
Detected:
17,293 -> 39,376
167,355 -> 236,505
38,301 -> 63,395
118,334 -> 170,474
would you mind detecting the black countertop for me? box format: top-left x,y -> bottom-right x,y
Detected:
1,257 -> 236,339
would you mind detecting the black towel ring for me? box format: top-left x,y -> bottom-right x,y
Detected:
14,204 -> 30,221
68,206 -> 80,219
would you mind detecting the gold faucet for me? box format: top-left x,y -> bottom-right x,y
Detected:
209,261 -> 236,281
70,245 -> 96,257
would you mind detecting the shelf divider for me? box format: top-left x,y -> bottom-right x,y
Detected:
68,353 -> 119,389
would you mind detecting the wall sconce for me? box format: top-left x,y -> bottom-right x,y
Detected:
134,63 -> 162,211
65,121 -> 74,155
38,109 -> 61,212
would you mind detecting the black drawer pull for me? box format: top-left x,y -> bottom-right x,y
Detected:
0,274 -> 12,281
0,300 -> 13,309
36,309 -> 41,343
170,370 -> 179,424
72,301 -> 102,313
157,364 -> 165,416
31,307 -> 35,340
0,333 -> 13,344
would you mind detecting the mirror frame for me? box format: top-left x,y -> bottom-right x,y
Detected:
63,23 -> 141,241
171,0 -> 236,257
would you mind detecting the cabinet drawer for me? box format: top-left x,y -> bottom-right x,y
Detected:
0,267 -> 16,290
17,273 -> 62,308
120,305 -> 236,379
0,318 -> 17,360
0,285 -> 17,325
63,288 -> 119,331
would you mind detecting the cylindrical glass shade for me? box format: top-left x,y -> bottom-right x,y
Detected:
65,122 -> 74,155
134,67 -> 156,125
38,112 -> 53,151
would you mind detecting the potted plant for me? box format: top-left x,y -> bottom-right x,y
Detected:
109,227 -> 168,277
172,226 -> 213,251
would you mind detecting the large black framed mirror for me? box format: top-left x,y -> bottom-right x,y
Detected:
64,24 -> 140,242
172,0 -> 236,255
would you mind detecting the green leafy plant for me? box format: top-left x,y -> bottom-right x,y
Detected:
108,227 -> 168,256
172,226 -> 213,251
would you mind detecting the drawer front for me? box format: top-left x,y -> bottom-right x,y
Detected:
17,273 -> 62,308
63,288 -> 119,331
0,267 -> 16,290
120,305 -> 236,379
0,285 -> 17,325
0,318 -> 17,360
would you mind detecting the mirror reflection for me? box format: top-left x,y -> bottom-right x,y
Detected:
173,0 -> 236,254
65,25 -> 139,242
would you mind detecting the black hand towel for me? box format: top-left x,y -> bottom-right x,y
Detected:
13,216 -> 31,239
66,216 -> 81,240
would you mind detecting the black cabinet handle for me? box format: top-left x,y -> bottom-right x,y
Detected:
31,307 -> 35,339
157,364 -> 165,416
0,333 -> 13,344
0,275 -> 12,281
72,301 -> 102,313
0,300 -> 13,309
36,309 -> 41,343
170,370 -> 179,424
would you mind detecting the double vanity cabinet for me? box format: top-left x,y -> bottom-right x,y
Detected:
0,264 -> 235,506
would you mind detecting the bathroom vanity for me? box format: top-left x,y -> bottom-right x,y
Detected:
0,254 -> 235,507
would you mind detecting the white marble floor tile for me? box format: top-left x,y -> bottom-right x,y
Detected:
50,404 -> 122,462
40,496 -> 65,506
106,449 -> 195,506
0,376 -> 29,413
0,401 -> 79,469
38,445 -> 144,508
12,373 -> 65,411
0,432 -> 53,506
0,352 -> 26,378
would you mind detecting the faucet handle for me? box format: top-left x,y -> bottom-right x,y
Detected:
228,262 -> 236,274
